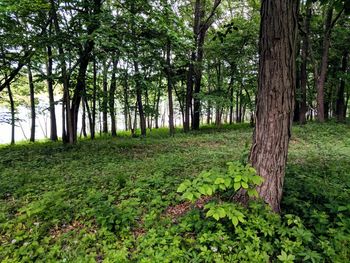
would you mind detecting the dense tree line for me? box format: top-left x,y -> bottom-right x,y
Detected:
0,0 -> 349,210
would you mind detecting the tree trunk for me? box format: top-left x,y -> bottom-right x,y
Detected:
50,0 -> 73,144
134,60 -> 146,136
184,53 -> 194,132
102,59 -> 109,134
69,0 -> 101,142
123,72 -> 129,131
299,5 -> 311,125
166,40 -> 175,136
28,63 -> 36,142
7,82 -> 15,145
229,68 -> 234,125
91,58 -> 97,139
248,0 -> 298,213
110,57 -> 118,137
46,40 -> 58,141
335,51 -> 348,122
82,99 -> 87,138
316,8 -> 333,123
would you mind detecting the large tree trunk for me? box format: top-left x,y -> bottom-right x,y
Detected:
28,63 -> 36,142
110,57 -> 118,137
46,39 -> 58,141
335,51 -> 348,122
299,5 -> 311,125
248,0 -> 298,213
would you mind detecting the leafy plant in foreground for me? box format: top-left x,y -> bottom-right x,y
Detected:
177,162 -> 264,226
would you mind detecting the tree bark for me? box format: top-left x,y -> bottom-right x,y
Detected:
134,59 -> 146,136
7,82 -> 15,145
46,30 -> 58,141
335,51 -> 348,122
299,5 -> 311,125
166,40 -> 175,136
110,57 -> 118,137
70,0 -> 102,142
91,58 -> 97,139
316,8 -> 333,123
102,59 -> 109,134
248,0 -> 298,213
50,0 -> 73,143
28,63 -> 36,142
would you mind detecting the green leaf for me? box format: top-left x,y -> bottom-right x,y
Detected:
206,186 -> 213,196
224,178 -> 231,187
234,175 -> 242,182
177,180 -> 191,192
214,178 -> 225,185
183,192 -> 194,201
198,186 -> 207,195
241,182 -> 249,189
247,188 -> 258,197
234,182 -> 241,191
231,216 -> 238,226
218,207 -> 226,218
213,213 -> 220,221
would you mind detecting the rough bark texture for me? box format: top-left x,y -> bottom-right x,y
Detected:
249,0 -> 298,213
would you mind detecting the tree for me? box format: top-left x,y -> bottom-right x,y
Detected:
247,0 -> 299,212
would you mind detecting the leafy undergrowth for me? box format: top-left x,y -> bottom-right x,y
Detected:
0,122 -> 349,262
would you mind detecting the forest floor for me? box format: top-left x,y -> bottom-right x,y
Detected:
1,122 -> 350,262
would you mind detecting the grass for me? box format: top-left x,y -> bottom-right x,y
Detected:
0,122 -> 349,262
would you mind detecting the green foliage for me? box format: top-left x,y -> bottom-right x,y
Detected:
177,162 -> 263,202
1,123 -> 350,262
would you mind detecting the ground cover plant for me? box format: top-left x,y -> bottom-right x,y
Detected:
1,122 -> 349,262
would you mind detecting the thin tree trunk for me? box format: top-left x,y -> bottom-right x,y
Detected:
28,63 -> 36,142
91,58 -> 97,139
110,57 -> 118,137
247,0 -> 298,213
335,51 -> 348,122
50,0 -> 73,144
82,99 -> 87,138
7,82 -> 15,145
167,40 -> 175,135
229,68 -> 234,125
299,5 -> 311,124
316,8 -> 333,122
134,59 -> 146,136
46,41 -> 58,141
102,59 -> 109,134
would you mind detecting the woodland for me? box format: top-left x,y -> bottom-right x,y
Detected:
0,0 -> 350,262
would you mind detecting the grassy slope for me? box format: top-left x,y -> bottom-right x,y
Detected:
0,123 -> 349,262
